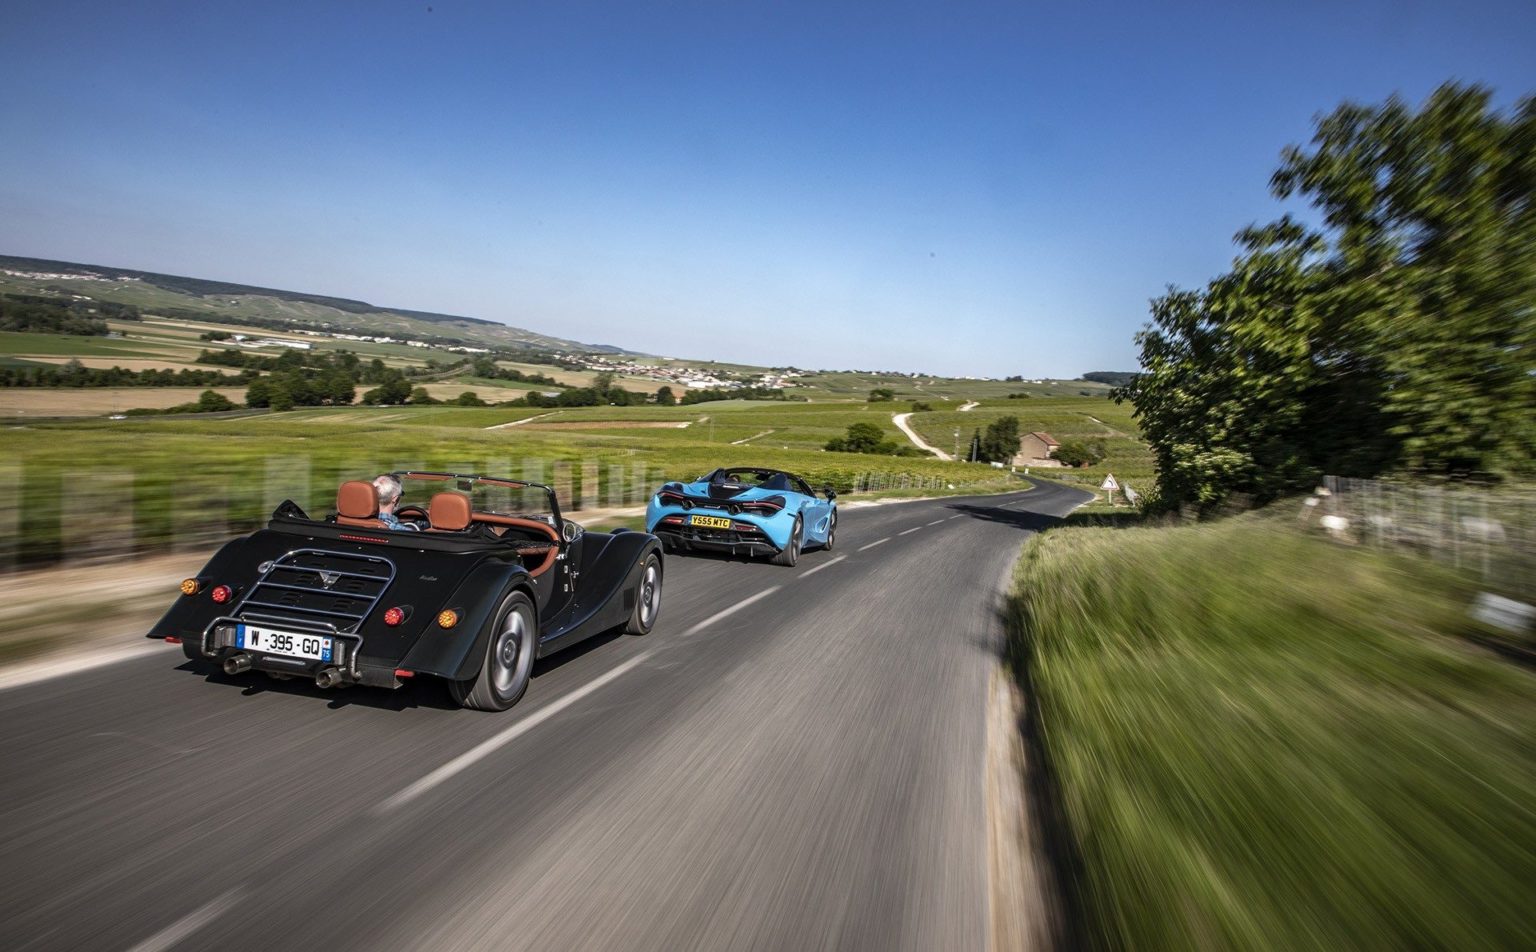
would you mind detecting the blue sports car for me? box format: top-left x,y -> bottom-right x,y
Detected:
645,467 -> 838,566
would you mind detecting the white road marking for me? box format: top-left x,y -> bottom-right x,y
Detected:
799,556 -> 846,578
948,515 -> 964,521
898,526 -> 922,536
927,519 -> 944,526
680,586 -> 783,637
376,652 -> 653,813
858,538 -> 890,551
126,887 -> 244,952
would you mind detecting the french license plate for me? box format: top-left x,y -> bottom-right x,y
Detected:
237,624 -> 333,662
689,514 -> 732,529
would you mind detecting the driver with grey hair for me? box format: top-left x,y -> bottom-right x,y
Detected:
372,474 -> 421,532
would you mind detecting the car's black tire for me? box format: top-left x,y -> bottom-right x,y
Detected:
624,553 -> 662,635
822,510 -> 837,551
771,516 -> 802,567
449,590 -> 536,712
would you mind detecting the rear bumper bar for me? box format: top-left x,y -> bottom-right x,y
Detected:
195,614 -> 400,687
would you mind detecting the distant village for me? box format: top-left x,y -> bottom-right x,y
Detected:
216,329 -> 806,391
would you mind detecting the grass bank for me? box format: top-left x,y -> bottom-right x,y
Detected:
1007,514 -> 1534,949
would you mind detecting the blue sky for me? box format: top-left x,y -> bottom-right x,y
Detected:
3,1 -> 1534,377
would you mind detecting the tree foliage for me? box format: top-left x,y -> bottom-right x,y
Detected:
977,415 -> 1021,464
362,372 -> 413,405
1055,439 -> 1107,468
1120,83 -> 1536,510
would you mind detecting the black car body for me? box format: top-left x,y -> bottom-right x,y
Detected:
149,471 -> 664,710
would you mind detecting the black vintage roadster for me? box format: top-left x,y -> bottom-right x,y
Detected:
149,472 -> 663,711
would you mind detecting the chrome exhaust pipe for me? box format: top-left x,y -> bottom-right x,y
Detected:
314,667 -> 346,689
223,654 -> 253,676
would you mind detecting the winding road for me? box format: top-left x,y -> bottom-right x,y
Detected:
0,480 -> 1090,952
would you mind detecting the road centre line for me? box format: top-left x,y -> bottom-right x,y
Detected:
898,527 -> 922,536
126,887 -> 245,952
927,519 -> 945,526
948,515 -> 964,520
799,555 -> 846,578
680,586 -> 783,637
375,651 -> 653,814
858,538 -> 890,551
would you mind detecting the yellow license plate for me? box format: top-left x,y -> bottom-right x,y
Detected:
689,514 -> 732,529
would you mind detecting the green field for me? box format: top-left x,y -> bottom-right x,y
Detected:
903,396 -> 1156,504
2,402 -> 1025,566
1009,513 -> 1534,950
788,371 -> 1113,401
0,331 -> 180,359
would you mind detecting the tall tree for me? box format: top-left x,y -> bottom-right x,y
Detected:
978,415 -> 1022,464
1121,83 -> 1536,510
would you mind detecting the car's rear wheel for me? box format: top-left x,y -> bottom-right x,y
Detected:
822,510 -> 837,551
624,553 -> 662,634
771,516 -> 802,567
450,590 -> 536,712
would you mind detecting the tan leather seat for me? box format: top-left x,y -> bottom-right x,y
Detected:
427,491 -> 473,531
336,480 -> 389,529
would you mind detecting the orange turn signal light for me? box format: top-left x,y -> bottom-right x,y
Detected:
180,578 -> 201,596
437,609 -> 460,629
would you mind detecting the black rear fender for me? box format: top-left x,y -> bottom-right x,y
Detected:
146,535 -> 270,641
400,560 -> 534,681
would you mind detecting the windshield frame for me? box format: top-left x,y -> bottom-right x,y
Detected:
390,470 -> 564,533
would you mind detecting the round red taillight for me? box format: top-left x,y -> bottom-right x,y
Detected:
383,606 -> 405,626
210,585 -> 232,604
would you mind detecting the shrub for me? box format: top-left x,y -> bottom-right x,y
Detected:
1056,439 -> 1107,467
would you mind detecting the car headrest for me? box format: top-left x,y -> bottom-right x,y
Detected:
429,491 -> 473,531
337,480 -> 378,519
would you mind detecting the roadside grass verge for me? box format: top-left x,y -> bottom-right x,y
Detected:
1006,514 -> 1534,950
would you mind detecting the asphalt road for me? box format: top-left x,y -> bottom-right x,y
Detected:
0,479 -> 1090,952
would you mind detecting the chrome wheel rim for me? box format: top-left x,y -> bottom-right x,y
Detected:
638,562 -> 660,627
492,606 -> 529,695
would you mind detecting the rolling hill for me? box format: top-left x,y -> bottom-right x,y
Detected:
0,254 -> 633,354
